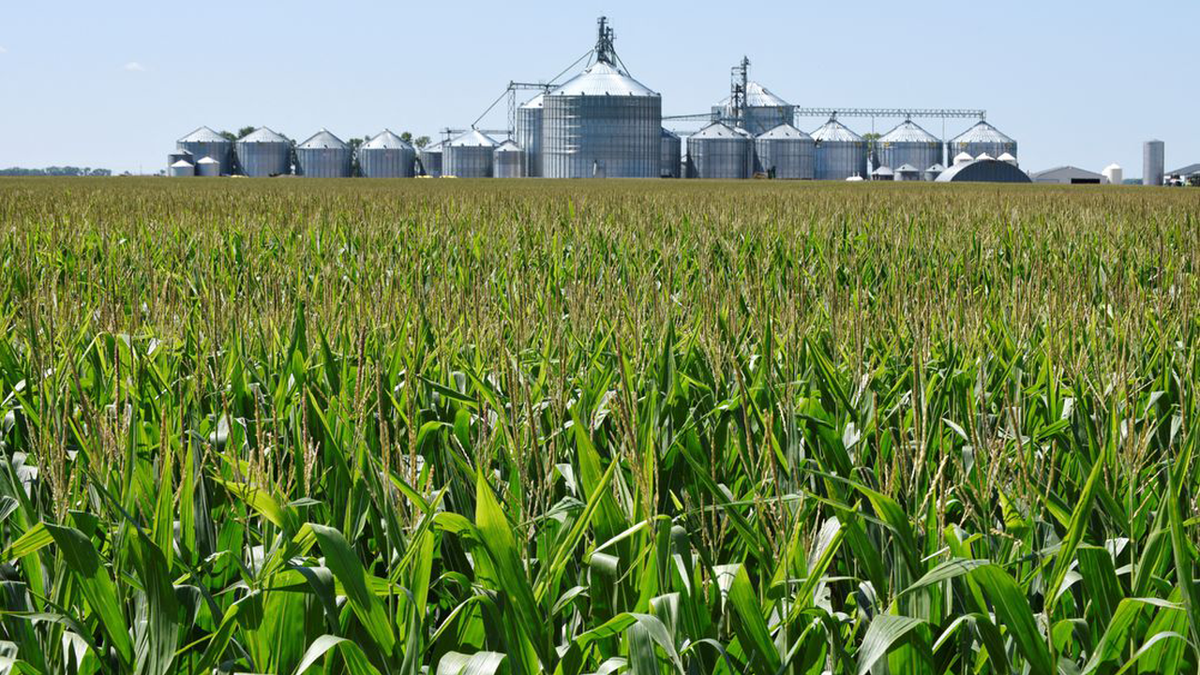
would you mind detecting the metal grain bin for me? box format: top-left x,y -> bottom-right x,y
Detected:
1144,140 -> 1164,186
236,127 -> 291,177
687,122 -> 751,179
444,129 -> 498,178
877,120 -> 943,174
660,128 -> 681,178
359,130 -> 416,178
167,149 -> 193,173
755,123 -> 814,180
493,140 -> 526,178
296,129 -> 352,178
871,165 -> 894,181
169,160 -> 195,177
195,156 -> 221,177
811,117 -> 868,180
543,61 -> 662,178
177,127 -> 232,176
895,164 -> 921,181
713,82 -> 794,136
947,120 -> 1017,165
515,93 -> 544,177
419,142 -> 443,177
924,163 -> 945,181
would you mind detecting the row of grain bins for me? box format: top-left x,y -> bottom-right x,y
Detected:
170,126 -> 420,177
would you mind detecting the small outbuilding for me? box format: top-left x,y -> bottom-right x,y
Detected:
1030,166 -> 1104,184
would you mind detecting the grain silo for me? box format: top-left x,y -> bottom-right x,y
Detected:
687,122 -> 751,179
871,166 -> 895,181
877,120 -> 943,174
419,142 -> 443,177
359,130 -> 416,178
494,140 -> 526,178
754,123 -> 814,179
712,58 -> 794,136
924,163 -> 945,181
811,116 -> 868,180
947,120 -> 1017,164
178,127 -> 233,176
1144,140 -> 1164,186
660,128 -> 681,178
169,160 -> 195,177
236,127 -> 291,177
542,17 -> 662,178
1102,163 -> 1123,185
167,149 -> 193,173
515,93 -> 545,177
296,130 -> 352,178
195,156 -> 221,177
444,129 -> 498,177
895,164 -> 921,181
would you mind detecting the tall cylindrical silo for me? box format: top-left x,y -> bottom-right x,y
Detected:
947,120 -> 1017,165
493,140 -> 526,178
660,128 -> 681,178
515,93 -> 544,177
360,130 -> 416,178
754,123 -> 814,179
236,127 -> 292,177
1144,140 -> 1164,186
177,127 -> 233,176
687,122 -> 751,179
419,142 -> 443,177
877,120 -> 944,174
296,129 -> 352,178
811,117 -> 868,180
445,130 -> 498,178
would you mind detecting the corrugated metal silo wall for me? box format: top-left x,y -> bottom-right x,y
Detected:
745,107 -> 794,136
296,148 -> 352,178
178,140 -> 232,175
543,95 -> 662,178
814,141 -> 868,180
494,150 -> 526,178
196,162 -> 221,177
169,164 -> 194,177
360,148 -> 416,178
236,142 -> 291,177
660,134 -> 681,178
948,140 -> 1018,163
445,147 -> 493,178
687,137 -> 751,179
879,142 -> 944,173
755,138 -> 814,179
419,150 -> 442,177
516,107 -> 543,177
1143,141 -> 1164,186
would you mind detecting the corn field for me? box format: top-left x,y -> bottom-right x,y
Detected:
0,177 -> 1198,675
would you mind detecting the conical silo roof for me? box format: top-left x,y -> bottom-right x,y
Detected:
896,163 -> 919,172
549,61 -> 658,97
240,127 -> 289,144
298,129 -> 348,150
362,130 -> 413,150
950,120 -> 1015,145
197,156 -> 219,165
171,159 -> 194,168
716,82 -> 790,109
520,93 -> 545,109
691,122 -> 745,140
495,140 -> 523,153
448,129 -> 499,148
178,126 -> 226,143
661,128 -> 680,140
811,118 -> 864,143
757,123 -> 812,141
879,120 -> 939,144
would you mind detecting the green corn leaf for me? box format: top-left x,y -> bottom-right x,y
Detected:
309,523 -> 396,656
45,524 -> 134,668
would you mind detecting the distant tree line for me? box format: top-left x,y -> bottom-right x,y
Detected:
0,167 -> 112,176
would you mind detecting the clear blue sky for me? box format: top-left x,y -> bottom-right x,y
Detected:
1,0 -> 1194,176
